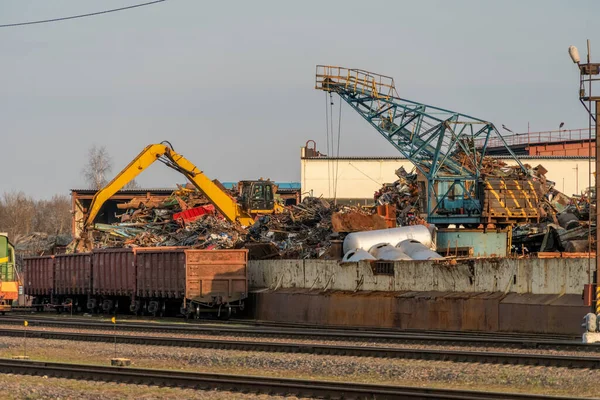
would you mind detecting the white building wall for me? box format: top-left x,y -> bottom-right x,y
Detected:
301,157 -> 413,202
301,156 -> 594,201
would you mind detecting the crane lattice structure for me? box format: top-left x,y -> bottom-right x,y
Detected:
315,65 -> 524,225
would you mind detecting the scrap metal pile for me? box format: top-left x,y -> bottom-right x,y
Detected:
90,187 -> 246,250
512,186 -> 596,255
246,197 -> 337,258
14,232 -> 72,258
374,159 -> 596,255
88,189 -> 382,259
374,166 -> 425,226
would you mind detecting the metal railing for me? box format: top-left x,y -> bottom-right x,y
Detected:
476,128 -> 593,149
315,65 -> 397,100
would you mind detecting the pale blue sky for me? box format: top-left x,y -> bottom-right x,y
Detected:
1,0 -> 598,198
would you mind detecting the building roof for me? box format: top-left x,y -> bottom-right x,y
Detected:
72,182 -> 302,195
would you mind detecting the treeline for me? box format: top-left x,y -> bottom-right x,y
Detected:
0,192 -> 71,241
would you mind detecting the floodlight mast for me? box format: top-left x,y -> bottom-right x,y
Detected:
569,42 -> 600,313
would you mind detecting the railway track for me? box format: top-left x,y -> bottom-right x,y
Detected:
0,358 -> 587,400
4,313 -> 580,340
0,316 -> 588,352
1,328 -> 599,369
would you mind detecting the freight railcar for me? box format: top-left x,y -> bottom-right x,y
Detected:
23,248 -> 248,318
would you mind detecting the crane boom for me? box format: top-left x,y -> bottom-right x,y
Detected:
316,66 -> 529,226
84,143 -> 256,231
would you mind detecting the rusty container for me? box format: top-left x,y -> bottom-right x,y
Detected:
135,247 -> 186,298
23,256 -> 55,296
376,204 -> 397,228
54,253 -> 92,295
92,248 -> 135,296
185,249 -> 248,304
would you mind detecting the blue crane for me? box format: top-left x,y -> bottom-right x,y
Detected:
315,66 -> 532,227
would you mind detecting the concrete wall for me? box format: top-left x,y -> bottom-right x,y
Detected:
249,258 -> 591,295
301,156 -> 595,201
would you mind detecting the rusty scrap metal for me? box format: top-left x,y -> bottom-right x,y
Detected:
88,190 -> 374,259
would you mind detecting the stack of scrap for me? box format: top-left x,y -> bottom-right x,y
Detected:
90,188 -> 374,258
374,159 -> 596,255
374,167 -> 424,226
481,162 -> 596,255
248,197 -> 337,259
247,198 -> 392,259
14,232 -> 72,257
90,186 -> 244,250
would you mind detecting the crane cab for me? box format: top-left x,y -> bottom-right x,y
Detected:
237,180 -> 277,214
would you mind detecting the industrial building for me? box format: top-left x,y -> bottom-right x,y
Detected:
301,128 -> 596,204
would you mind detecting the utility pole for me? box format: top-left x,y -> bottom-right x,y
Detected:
570,42 -> 600,313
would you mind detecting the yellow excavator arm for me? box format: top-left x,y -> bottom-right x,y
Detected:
84,142 -> 256,232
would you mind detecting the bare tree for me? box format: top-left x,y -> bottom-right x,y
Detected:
82,145 -> 112,190
0,192 -> 72,240
33,195 -> 72,235
0,191 -> 36,239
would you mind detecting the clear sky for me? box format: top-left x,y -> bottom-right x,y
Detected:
1,0 -> 598,198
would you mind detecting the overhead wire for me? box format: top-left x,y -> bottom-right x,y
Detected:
333,98 -> 343,202
329,93 -> 335,200
325,92 -> 331,198
0,0 -> 166,28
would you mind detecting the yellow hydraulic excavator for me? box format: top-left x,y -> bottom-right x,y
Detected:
75,141 -> 282,251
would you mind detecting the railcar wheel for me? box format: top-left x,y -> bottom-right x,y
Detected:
147,300 -> 159,317
130,300 -> 141,315
218,305 -> 232,321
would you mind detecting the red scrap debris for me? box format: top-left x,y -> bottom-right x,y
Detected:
173,204 -> 216,224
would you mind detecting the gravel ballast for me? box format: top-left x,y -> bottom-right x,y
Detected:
0,373 -> 308,400
0,336 -> 598,398
0,323 -> 594,357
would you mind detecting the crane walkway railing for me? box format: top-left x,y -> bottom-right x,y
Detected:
476,128 -> 592,149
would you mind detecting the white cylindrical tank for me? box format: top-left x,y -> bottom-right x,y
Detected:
368,243 -> 412,260
342,248 -> 377,262
343,225 -> 432,254
396,239 -> 442,260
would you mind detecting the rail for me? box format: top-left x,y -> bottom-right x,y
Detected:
476,128 -> 593,148
0,316 -> 580,344
0,358 -> 579,400
0,326 -> 598,368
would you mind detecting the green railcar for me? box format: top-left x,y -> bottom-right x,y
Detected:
0,234 -> 16,282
